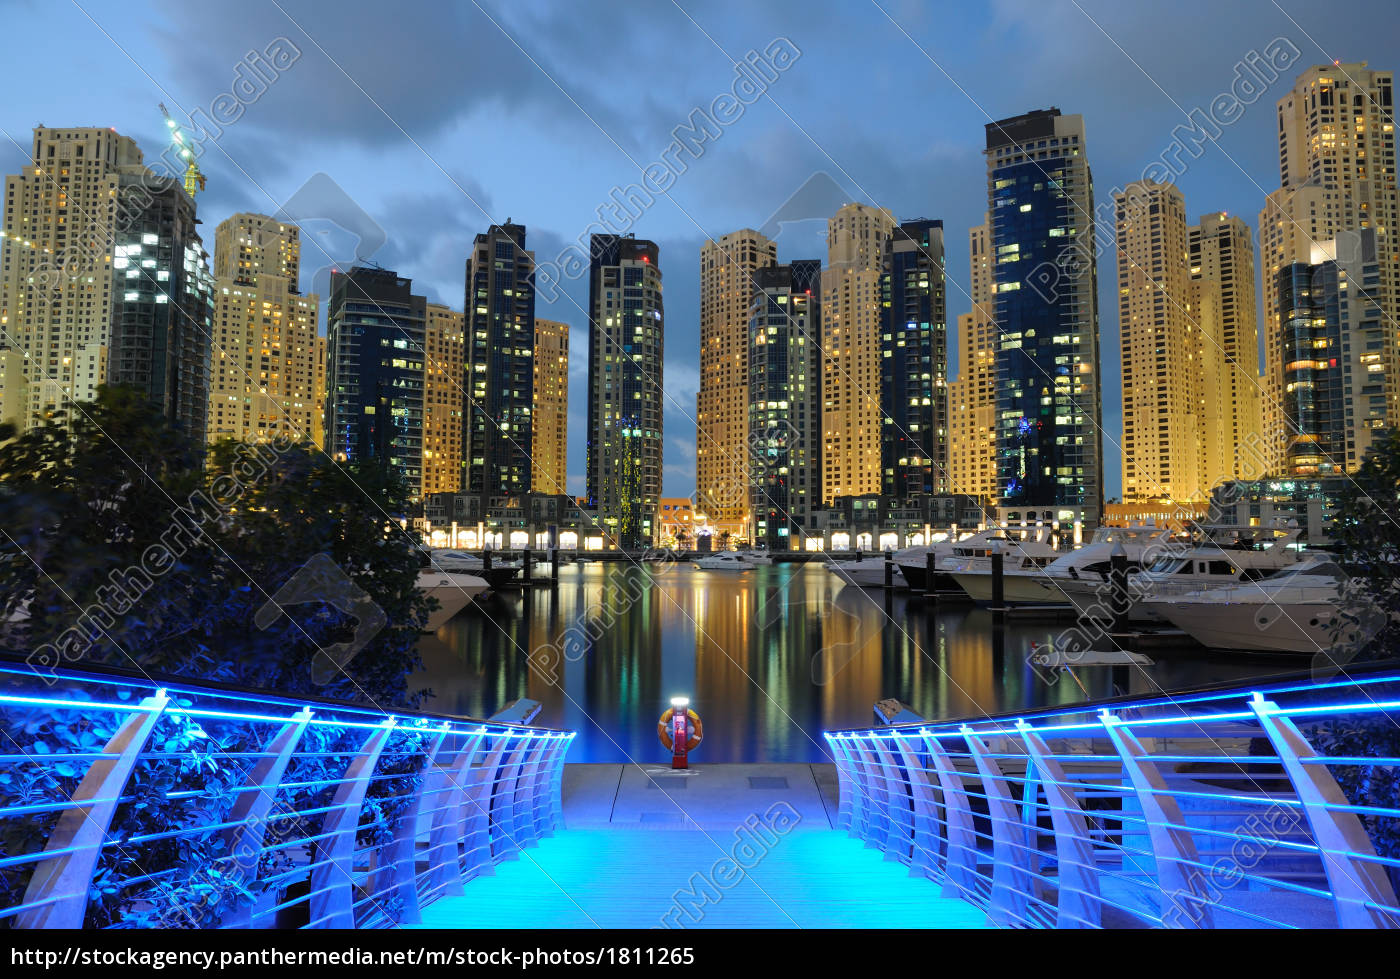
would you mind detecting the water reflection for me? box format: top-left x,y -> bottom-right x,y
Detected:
416,563 -> 1292,763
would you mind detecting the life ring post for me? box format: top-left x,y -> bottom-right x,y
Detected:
658,696 -> 702,770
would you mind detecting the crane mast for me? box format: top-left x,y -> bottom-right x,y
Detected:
158,103 -> 206,198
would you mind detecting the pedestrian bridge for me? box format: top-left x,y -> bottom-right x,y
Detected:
1,660 -> 1397,929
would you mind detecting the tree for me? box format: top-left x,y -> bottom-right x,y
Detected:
0,385 -> 430,708
1329,427 -> 1400,666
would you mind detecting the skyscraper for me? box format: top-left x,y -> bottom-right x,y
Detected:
586,234 -> 663,548
1115,180 -> 1203,503
464,222 -> 535,501
207,214 -> 320,446
1189,212 -> 1265,480
532,317 -> 569,495
324,267 -> 426,498
422,303 -> 465,498
880,218 -> 948,498
1,128 -> 145,424
948,220 -> 998,501
985,108 -> 1102,527
749,261 -> 821,550
1276,229 -> 1387,475
1260,63 -> 1397,472
697,229 -> 776,535
821,203 -> 895,502
106,171 -> 214,442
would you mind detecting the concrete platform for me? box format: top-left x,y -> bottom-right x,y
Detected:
561,763 -> 840,830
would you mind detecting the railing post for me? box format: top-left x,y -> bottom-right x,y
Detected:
851,737 -> 894,850
307,718 -> 396,928
922,733 -> 982,902
424,732 -> 484,897
465,736 -> 511,877
1016,721 -> 1103,928
508,733 -> 550,851
370,722 -> 451,925
869,734 -> 913,862
541,736 -> 570,833
961,726 -> 1036,926
891,732 -> 944,881
18,691 -> 170,929
828,736 -> 862,834
219,706 -> 313,929
1248,694 -> 1400,928
490,735 -> 531,861
1100,711 -> 1215,928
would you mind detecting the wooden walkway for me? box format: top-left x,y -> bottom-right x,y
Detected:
412,828 -> 989,929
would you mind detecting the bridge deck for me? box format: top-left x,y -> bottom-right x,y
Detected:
412,764 -> 987,929
412,828 -> 989,929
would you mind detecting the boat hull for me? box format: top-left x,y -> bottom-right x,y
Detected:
947,570 -> 1078,607
1145,599 -> 1358,654
829,563 -> 904,588
417,572 -> 490,630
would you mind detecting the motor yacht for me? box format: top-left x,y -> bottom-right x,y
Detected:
1141,556 -> 1383,654
896,527 -> 1052,594
693,552 -> 755,572
952,523 -> 1173,607
941,526 -> 1060,600
424,548 -> 522,590
1063,523 -> 1307,625
416,570 -> 490,630
826,556 -> 905,589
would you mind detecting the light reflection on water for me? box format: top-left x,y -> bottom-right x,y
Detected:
416,563 -> 1292,763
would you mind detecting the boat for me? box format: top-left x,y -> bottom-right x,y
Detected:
693,552 -> 755,572
950,523 -> 1173,607
942,525 -> 1060,600
416,569 -> 490,630
1062,523 -> 1307,625
826,557 -> 905,589
737,547 -> 774,566
423,548 -> 522,590
896,527 -> 1046,593
1140,556 -> 1384,654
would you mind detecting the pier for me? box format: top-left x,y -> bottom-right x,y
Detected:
2,659 -> 1398,928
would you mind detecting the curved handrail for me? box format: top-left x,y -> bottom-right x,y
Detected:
826,670 -> 1400,928
0,659 -> 574,928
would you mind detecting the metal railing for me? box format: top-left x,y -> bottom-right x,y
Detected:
0,660 -> 573,929
826,671 -> 1400,928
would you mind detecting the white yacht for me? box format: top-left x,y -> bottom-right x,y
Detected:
693,552 -> 755,572
1141,557 -> 1382,654
416,570 -> 490,630
1064,523 -> 1307,625
898,527 -> 1056,594
826,557 -> 904,589
953,523 -> 1173,607
425,549 -> 523,589
942,526 -> 1060,600
737,548 -> 774,566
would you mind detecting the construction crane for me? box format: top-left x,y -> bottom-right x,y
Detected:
158,103 -> 206,198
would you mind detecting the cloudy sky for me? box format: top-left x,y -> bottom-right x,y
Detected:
2,0 -> 1395,499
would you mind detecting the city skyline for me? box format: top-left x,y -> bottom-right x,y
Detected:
0,1 -> 1395,503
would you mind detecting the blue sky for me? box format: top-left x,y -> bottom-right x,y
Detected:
1,0 -> 1395,499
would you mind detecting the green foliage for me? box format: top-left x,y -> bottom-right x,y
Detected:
1305,715 -> 1400,892
0,386 -> 439,926
0,384 -> 431,708
1329,427 -> 1400,663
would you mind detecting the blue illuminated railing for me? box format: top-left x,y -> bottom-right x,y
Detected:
0,661 -> 574,929
826,671 -> 1400,928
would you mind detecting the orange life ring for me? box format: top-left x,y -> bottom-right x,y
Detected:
657,708 -> 703,752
